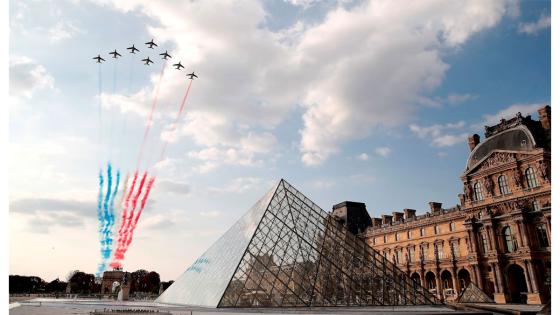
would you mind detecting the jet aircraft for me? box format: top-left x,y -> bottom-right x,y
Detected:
109,50 -> 122,58
160,51 -> 172,60
187,72 -> 198,79
173,62 -> 184,70
142,57 -> 154,65
145,39 -> 158,49
93,55 -> 105,63
127,45 -> 139,54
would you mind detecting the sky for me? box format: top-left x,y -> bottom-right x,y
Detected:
9,0 -> 550,282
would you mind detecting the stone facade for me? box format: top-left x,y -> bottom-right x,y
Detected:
357,106 -> 551,305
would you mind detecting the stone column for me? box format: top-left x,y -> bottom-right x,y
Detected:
452,268 -> 460,297
420,270 -> 426,288
520,221 -> 531,248
526,260 -> 539,293
515,221 -> 525,247
466,230 -> 474,253
494,263 -> 505,294
522,260 -> 533,293
435,271 -> 443,301
491,265 -> 499,293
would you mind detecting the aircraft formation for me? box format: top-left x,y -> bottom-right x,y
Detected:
93,39 -> 198,79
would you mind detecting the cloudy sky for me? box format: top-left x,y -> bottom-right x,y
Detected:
9,0 -> 550,282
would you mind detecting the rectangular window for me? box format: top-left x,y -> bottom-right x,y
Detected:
437,243 -> 444,260
395,233 -> 400,241
434,225 -> 440,234
420,228 -> 425,237
479,233 -> 489,254
407,247 -> 415,262
383,235 -> 387,243
450,222 -> 456,232
407,230 -> 412,240
452,242 -> 460,258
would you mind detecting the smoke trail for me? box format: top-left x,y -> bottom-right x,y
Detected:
97,170 -> 104,236
136,61 -> 167,170
101,162 -> 113,241
115,176 -> 155,265
124,176 -> 155,249
159,79 -> 194,162
106,169 -> 121,248
115,171 -> 138,253
112,171 -> 147,263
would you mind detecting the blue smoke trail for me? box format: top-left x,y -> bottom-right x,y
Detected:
96,169 -> 104,277
106,169 -> 121,253
97,162 -> 114,275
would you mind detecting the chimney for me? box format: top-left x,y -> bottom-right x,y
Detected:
382,215 -> 392,225
468,134 -> 480,151
538,105 -> 551,130
403,208 -> 416,220
429,202 -> 442,214
331,201 -> 372,235
372,218 -> 382,228
392,211 -> 404,223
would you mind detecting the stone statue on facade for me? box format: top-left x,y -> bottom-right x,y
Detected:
464,182 -> 473,200
539,161 -> 549,182
484,176 -> 494,196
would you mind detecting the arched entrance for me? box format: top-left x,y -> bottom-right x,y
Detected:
458,269 -> 471,291
506,264 -> 528,303
440,270 -> 453,299
425,271 -> 436,293
410,272 -> 421,286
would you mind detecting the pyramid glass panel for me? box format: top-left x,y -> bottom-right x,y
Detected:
158,179 -> 439,307
156,184 -> 278,306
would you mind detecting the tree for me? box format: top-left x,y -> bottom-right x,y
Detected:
144,271 -> 160,294
9,275 -> 45,293
68,271 -> 95,294
45,278 -> 68,293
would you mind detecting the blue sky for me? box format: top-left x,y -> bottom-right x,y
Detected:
9,0 -> 550,281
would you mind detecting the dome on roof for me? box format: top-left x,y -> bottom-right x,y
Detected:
466,126 -> 536,170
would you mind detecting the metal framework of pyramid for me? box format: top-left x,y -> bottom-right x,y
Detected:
157,179 -> 438,307
457,283 -> 494,303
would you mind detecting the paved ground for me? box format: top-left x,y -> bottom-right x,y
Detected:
9,298 -> 493,315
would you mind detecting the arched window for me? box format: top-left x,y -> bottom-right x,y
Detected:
536,224 -> 549,248
532,200 -> 540,211
503,226 -> 517,253
395,250 -> 402,264
383,235 -> 388,243
498,175 -> 511,195
525,167 -> 538,188
474,182 -> 484,201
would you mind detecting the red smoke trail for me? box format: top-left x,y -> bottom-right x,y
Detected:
159,79 -> 194,162
122,176 -> 155,251
112,172 -> 147,262
136,61 -> 167,170
116,171 -> 137,243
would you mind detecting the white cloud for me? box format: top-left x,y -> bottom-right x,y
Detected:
356,153 -> 370,161
48,21 -> 82,42
410,121 -> 467,147
199,210 -> 221,218
375,147 -> 392,158
10,56 -> 55,102
311,179 -> 336,190
210,177 -> 264,194
481,103 -> 544,126
92,0 -> 515,167
518,14 -> 551,35
447,93 -> 478,105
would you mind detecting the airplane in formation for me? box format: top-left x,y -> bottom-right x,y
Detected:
142,57 -> 154,65
187,72 -> 198,79
145,39 -> 158,49
160,51 -> 172,60
109,50 -> 122,58
93,55 -> 105,63
173,62 -> 184,70
127,45 -> 139,54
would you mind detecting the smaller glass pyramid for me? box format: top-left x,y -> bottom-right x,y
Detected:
157,179 -> 438,307
457,283 -> 494,303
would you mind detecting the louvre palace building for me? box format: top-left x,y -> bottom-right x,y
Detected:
358,105 -> 551,305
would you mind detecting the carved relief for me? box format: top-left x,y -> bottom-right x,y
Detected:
479,152 -> 516,171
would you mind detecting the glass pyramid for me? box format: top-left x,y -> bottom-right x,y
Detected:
157,179 -> 438,307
